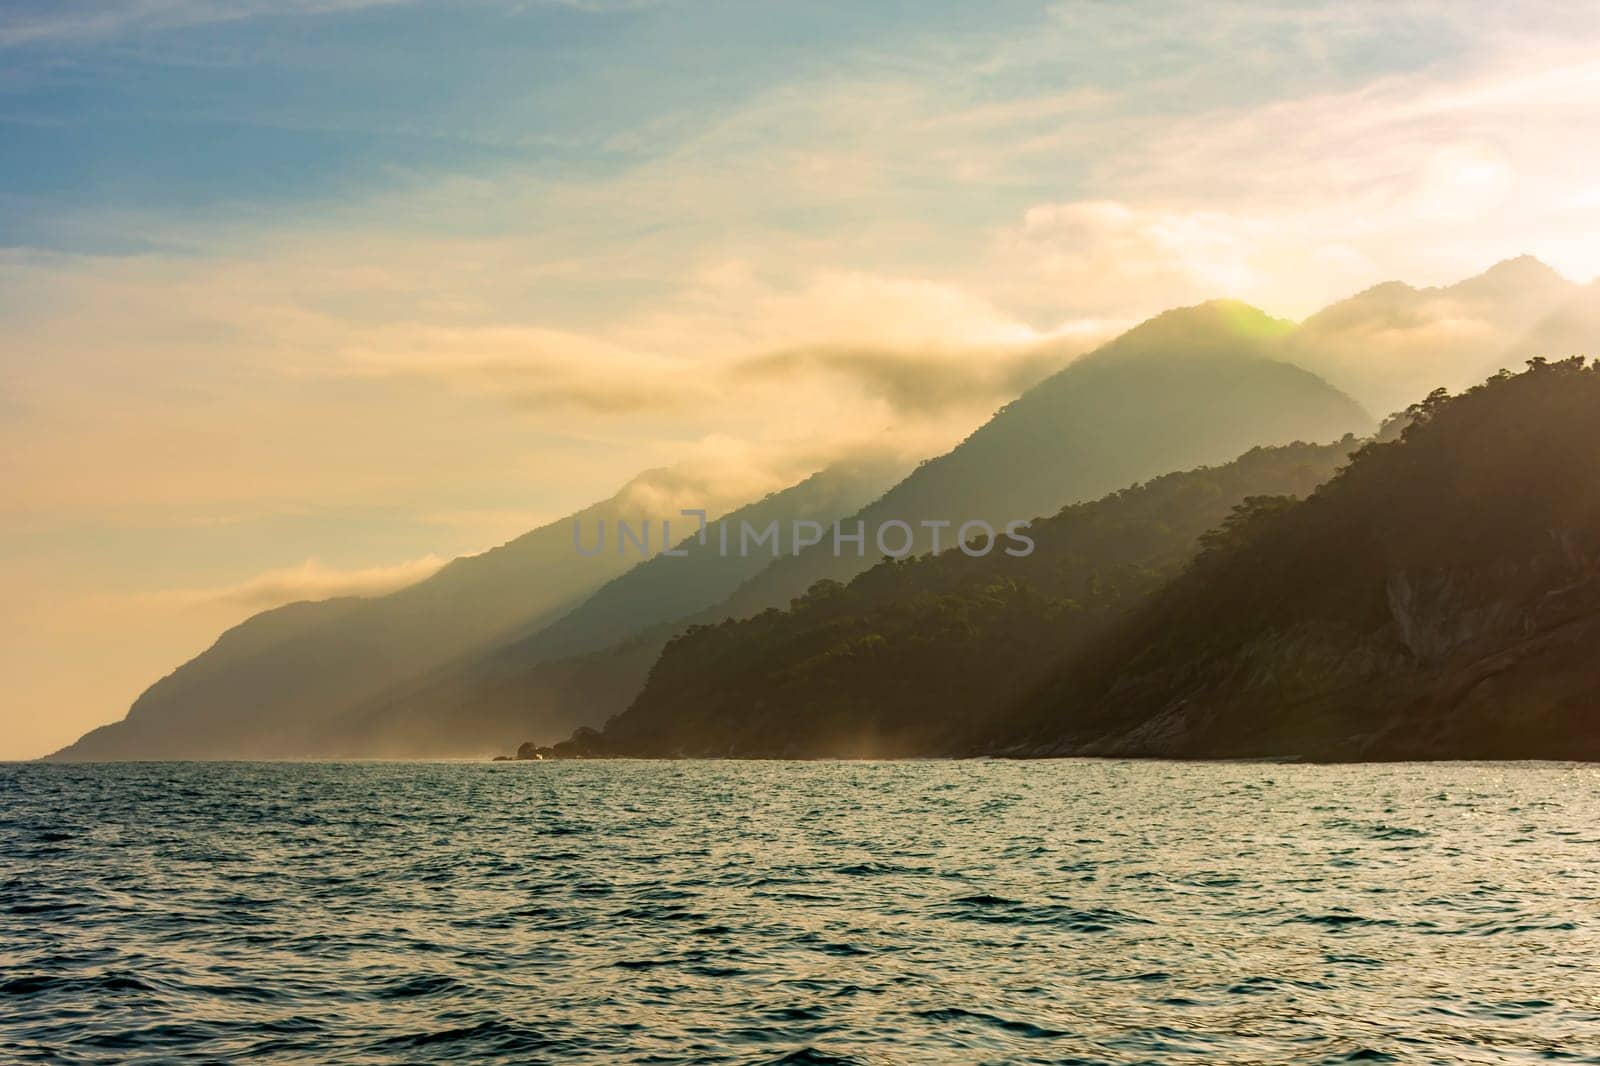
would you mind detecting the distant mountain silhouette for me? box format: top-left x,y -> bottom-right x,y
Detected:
309,456 -> 909,757
1278,256 -> 1575,418
1508,278 -> 1600,363
47,466 -> 782,760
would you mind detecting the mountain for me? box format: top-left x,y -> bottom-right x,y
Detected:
1000,358 -> 1600,760
526,437 -> 1361,758
479,455 -> 910,668
48,466 -> 775,761
51,298 -> 1371,762
1277,256 -> 1575,418
306,455 -> 910,757
711,300 -> 1372,618
359,299 -> 1370,758
1509,279 -> 1600,362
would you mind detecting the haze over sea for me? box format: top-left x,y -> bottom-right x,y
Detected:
3,761 -> 1598,1064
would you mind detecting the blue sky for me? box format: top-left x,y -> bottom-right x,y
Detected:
1,1 -> 1543,257
2,1 -> 1056,245
3,0 -> 1599,757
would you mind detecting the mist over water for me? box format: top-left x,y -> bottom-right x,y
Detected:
4,760 -> 1599,1064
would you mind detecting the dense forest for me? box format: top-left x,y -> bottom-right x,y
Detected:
534,437 -> 1361,757
999,357 -> 1600,760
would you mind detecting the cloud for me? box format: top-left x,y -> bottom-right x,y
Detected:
0,0 -> 411,46
281,261 -> 1097,423
606,430 -> 927,522
608,265 -> 1050,360
0,383 -> 27,422
976,57 -> 1600,320
986,200 -> 1277,320
318,272 -> 1108,421
158,553 -> 449,609
731,339 -> 1095,417
6,34 -> 1596,539
504,380 -> 690,415
1276,257 -> 1581,415
331,323 -> 711,413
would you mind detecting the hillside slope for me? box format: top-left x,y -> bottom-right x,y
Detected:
531,437 -> 1360,757
48,467 -> 767,760
315,456 -> 909,757
399,300 -> 1370,758
1003,358 -> 1600,760
714,300 -> 1372,618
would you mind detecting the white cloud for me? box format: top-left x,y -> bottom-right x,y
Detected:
156,553 -> 449,609
616,265 -> 1045,359
987,201 -> 1278,319
0,0 -> 411,46
969,50 -> 1600,321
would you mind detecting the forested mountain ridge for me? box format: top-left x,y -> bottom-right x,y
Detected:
524,359 -> 1600,762
73,276 -> 1570,763
1000,357 -> 1600,760
530,437 -> 1362,757
49,293 -> 1366,761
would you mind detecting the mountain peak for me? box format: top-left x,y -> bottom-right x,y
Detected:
1479,253 -> 1562,280
1447,255 -> 1571,301
1090,299 -> 1294,366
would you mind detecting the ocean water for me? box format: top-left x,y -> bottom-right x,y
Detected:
3,761 -> 1599,1064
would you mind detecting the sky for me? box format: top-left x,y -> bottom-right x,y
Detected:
3,0 -> 1599,758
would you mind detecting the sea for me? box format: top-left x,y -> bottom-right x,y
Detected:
3,760 -> 1598,1064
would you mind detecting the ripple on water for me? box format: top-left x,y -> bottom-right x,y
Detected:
3,759 -> 1599,1064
